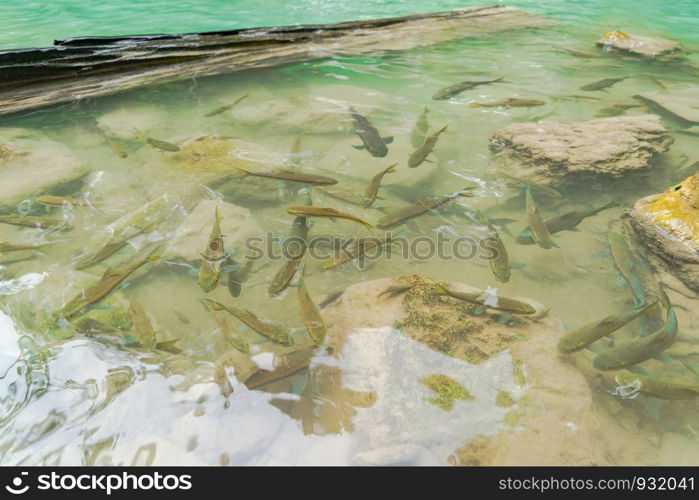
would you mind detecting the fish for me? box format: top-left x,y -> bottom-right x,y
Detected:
410,107 -> 430,148
200,299 -> 250,353
470,98 -> 546,108
128,299 -> 156,349
524,188 -> 558,249
107,138 -> 128,158
318,289 -> 344,309
376,187 -> 476,229
287,206 -> 373,230
269,216 -> 309,296
146,137 -> 180,152
473,210 -> 510,283
155,339 -> 183,354
432,77 -> 504,100
36,195 -> 86,207
408,125 -> 447,168
204,94 -> 249,117
348,106 -> 393,158
516,201 -> 617,245
322,235 -> 393,270
297,275 -> 327,347
557,48 -> 601,59
200,298 -> 294,346
432,283 -> 537,315
74,195 -> 167,270
580,77 -> 627,91
74,317 -> 119,335
236,167 -> 337,186
173,310 -> 190,325
62,245 -> 163,320
362,164 -> 397,207
500,172 -> 562,198
0,241 -> 50,253
557,300 -> 658,354
0,214 -> 65,229
198,207 -> 227,293
318,187 -> 366,206
594,103 -> 642,117
608,231 -> 645,307
226,258 -> 253,298
614,372 -> 699,400
649,77 -> 666,90
593,307 -> 678,370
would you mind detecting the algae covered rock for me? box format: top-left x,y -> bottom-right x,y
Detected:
596,30 -> 682,59
629,171 -> 699,291
0,128 -> 90,213
489,115 -> 673,188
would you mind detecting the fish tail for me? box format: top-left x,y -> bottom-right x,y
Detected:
385,164 -> 398,174
437,124 -> 449,134
133,127 -> 147,143
359,220 -> 374,230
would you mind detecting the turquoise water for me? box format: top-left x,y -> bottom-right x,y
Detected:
3,0 -> 699,50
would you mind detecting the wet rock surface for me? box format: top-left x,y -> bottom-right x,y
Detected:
489,114 -> 674,188
0,128 -> 90,213
595,30 -> 682,59
629,171 -> 699,291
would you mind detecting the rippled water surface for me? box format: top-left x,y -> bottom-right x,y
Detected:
0,2 -> 699,465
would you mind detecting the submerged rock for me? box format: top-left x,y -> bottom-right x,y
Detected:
0,128 -> 89,213
165,199 -> 263,263
595,30 -> 682,59
637,87 -> 699,124
97,106 -> 169,140
489,115 -> 673,188
629,171 -> 699,291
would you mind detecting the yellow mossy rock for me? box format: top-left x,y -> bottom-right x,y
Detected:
642,172 -> 699,249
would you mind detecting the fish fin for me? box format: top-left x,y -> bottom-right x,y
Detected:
351,144 -> 366,150
101,267 -> 120,279
654,353 -> 673,364
628,365 -> 651,376
643,396 -> 663,421
382,136 -> 394,144
510,262 -> 527,271
424,158 -> 435,164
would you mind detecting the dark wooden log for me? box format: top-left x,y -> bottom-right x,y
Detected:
0,5 -> 552,116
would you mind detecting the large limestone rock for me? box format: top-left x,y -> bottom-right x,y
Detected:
596,30 -> 682,59
629,171 -> 699,291
637,87 -> 699,124
0,128 -> 90,213
489,115 -> 674,187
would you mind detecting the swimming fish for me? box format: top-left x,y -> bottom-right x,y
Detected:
376,187 -> 476,229
524,188 -> 558,249
580,77 -> 627,91
348,106 -> 393,158
557,300 -> 657,354
204,94 -> 249,117
147,137 -> 180,152
198,207 -> 227,293
107,138 -> 128,158
62,245 -> 163,320
594,103 -> 642,117
268,216 -> 309,296
473,210 -> 511,283
516,201 -> 617,245
408,125 -> 447,168
36,195 -> 86,207
297,274 -> 327,347
318,289 -> 344,309
362,164 -> 397,207
0,241 -> 50,253
200,298 -> 250,353
200,299 -> 294,346
470,98 -> 546,108
236,167 -> 337,186
410,107 -> 430,147
593,307 -> 678,370
432,283 -> 537,315
0,214 -> 65,229
129,299 -> 156,350
287,206 -> 373,230
322,235 -> 393,270
608,231 -> 645,307
614,372 -> 699,400
432,77 -> 504,100
226,258 -> 253,298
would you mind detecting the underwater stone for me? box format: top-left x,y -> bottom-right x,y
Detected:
595,31 -> 682,59
489,114 -> 673,188
629,171 -> 699,292
637,87 -> 699,124
0,128 -> 89,213
165,199 -> 263,263
97,106 -> 170,140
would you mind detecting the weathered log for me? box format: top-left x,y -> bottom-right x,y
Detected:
0,6 -> 552,116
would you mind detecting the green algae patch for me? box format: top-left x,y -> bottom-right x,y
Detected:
495,390 -> 515,407
421,374 -> 474,411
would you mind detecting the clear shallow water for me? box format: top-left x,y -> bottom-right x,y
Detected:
0,4 -> 699,466
2,0 -> 699,50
